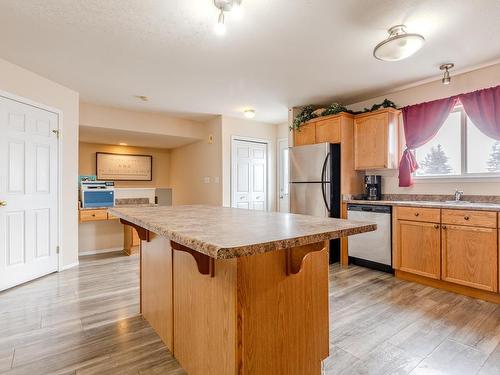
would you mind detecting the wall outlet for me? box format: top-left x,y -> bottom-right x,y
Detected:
203,176 -> 210,184
213,176 -> 220,184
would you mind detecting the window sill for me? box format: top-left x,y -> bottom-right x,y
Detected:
413,174 -> 500,183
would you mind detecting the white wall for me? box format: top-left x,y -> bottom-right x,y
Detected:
0,57 -> 79,268
80,101 -> 206,140
347,63 -> 500,196
169,116 -> 223,205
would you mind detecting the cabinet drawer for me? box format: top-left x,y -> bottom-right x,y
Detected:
80,209 -> 108,222
396,206 -> 440,223
442,209 -> 497,228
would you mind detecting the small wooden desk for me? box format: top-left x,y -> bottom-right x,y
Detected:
78,207 -> 139,256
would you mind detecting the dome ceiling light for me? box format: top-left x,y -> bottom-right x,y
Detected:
243,109 -> 256,119
213,0 -> 243,36
373,25 -> 425,61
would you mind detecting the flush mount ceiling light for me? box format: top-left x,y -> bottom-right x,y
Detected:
243,109 -> 256,119
373,25 -> 425,61
440,63 -> 454,85
213,0 -> 243,36
134,95 -> 149,102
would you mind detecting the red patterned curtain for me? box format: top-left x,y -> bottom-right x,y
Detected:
399,96 -> 459,187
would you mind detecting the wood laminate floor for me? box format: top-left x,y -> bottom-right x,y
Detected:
2,253 -> 500,374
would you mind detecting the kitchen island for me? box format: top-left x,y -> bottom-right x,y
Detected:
109,205 -> 375,375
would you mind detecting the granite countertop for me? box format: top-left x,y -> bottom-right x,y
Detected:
345,199 -> 500,212
108,205 -> 376,259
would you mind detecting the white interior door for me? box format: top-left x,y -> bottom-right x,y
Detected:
0,95 -> 59,291
278,138 -> 289,213
231,139 -> 267,211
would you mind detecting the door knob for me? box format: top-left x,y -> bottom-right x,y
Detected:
0,200 -> 6,207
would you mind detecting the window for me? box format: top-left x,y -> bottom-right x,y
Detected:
415,106 -> 500,178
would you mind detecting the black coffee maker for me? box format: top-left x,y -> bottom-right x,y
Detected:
364,175 -> 382,201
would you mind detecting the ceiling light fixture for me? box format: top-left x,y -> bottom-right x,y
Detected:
373,25 -> 425,61
440,63 -> 454,85
213,0 -> 243,36
243,109 -> 256,119
134,95 -> 149,102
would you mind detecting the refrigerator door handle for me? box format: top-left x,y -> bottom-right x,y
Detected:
321,153 -> 331,213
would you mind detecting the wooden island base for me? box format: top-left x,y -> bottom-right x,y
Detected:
141,233 -> 329,375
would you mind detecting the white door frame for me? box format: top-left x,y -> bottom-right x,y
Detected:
277,137 -> 289,212
230,135 -> 270,210
0,89 -> 63,272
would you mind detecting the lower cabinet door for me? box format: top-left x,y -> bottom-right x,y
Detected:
396,220 -> 441,279
442,225 -> 498,292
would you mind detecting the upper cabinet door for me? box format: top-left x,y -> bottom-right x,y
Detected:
353,109 -> 399,170
293,122 -> 316,146
315,117 -> 341,144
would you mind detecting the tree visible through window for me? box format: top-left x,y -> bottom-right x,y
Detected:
415,107 -> 500,177
420,144 -> 452,175
487,141 -> 500,172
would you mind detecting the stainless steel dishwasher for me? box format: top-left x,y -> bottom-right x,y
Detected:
347,204 -> 392,273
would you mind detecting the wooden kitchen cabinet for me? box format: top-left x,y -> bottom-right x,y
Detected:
315,117 -> 341,143
354,108 -> 400,170
395,219 -> 441,279
293,122 -> 316,146
441,224 -> 498,292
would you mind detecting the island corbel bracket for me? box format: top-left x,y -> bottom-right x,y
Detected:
286,241 -> 327,275
171,241 -> 215,277
119,219 -> 150,242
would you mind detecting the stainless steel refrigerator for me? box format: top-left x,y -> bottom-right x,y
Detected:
289,143 -> 341,262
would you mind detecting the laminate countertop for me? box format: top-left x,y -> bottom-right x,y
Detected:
108,205 -> 376,259
346,199 -> 500,212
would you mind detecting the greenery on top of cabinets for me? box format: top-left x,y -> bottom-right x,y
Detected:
290,99 -> 397,131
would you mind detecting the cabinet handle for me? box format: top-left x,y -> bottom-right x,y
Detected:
414,212 -> 420,217
434,224 -> 439,229
442,225 -> 447,230
464,216 -> 470,221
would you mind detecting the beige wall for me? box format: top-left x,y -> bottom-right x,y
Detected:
79,142 -> 171,188
80,101 -> 206,140
169,116 -> 223,205
0,57 -> 79,268
221,116 -> 279,211
347,63 -> 500,196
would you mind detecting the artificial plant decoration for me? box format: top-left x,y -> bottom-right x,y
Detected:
290,99 -> 398,131
321,103 -> 352,117
290,105 -> 318,131
361,99 -> 397,113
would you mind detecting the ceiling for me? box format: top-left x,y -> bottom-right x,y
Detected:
80,126 -> 197,149
0,0 -> 499,124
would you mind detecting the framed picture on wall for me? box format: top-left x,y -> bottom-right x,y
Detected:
96,152 -> 153,181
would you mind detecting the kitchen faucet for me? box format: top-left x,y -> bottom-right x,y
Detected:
454,189 -> 464,202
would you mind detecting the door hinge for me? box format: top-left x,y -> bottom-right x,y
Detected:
56,245 -> 60,254
52,129 -> 60,138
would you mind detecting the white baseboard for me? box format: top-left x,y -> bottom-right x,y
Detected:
59,261 -> 79,271
79,247 -> 124,256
